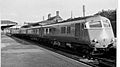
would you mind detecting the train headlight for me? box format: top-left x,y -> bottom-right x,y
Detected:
92,39 -> 98,43
91,39 -> 99,47
111,38 -> 115,43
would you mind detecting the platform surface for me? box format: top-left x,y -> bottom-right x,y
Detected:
1,34 -> 91,67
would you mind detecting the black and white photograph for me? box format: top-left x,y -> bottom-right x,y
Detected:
1,0 -> 117,67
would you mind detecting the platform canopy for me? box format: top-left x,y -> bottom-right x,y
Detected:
1,20 -> 18,30
9,25 -> 22,28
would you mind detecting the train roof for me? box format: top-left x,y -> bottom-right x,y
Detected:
44,15 -> 102,25
62,16 -> 93,22
22,15 -> 103,29
27,15 -> 103,29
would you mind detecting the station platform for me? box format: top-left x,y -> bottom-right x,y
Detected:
1,34 -> 91,67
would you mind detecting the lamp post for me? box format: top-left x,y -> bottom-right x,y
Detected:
39,23 -> 43,37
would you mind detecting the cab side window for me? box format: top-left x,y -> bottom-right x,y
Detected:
44,28 -> 50,34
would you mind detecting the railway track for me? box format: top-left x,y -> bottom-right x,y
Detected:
94,53 -> 116,67
97,58 -> 116,67
10,35 -> 116,67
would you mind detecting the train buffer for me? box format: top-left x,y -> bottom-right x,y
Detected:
1,34 -> 92,67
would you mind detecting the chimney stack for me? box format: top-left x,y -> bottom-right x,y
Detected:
48,13 -> 51,19
56,11 -> 59,16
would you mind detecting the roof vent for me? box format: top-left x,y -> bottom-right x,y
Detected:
56,11 -> 59,16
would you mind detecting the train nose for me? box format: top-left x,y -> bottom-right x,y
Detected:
102,38 -> 108,47
92,38 -> 109,48
100,38 -> 112,48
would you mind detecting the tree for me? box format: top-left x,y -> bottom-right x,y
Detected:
95,9 -> 116,21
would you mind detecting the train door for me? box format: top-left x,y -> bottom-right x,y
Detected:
39,28 -> 41,36
75,23 -> 84,39
75,23 -> 80,37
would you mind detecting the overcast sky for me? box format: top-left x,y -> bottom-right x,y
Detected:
1,0 -> 117,25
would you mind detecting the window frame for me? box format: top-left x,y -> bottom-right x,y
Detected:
102,20 -> 111,28
61,27 -> 66,34
67,26 -> 71,34
84,20 -> 103,29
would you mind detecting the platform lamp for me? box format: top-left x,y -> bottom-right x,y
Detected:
39,23 -> 43,37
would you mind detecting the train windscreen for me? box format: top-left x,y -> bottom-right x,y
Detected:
89,21 -> 102,28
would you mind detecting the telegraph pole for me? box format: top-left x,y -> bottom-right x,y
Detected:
71,11 -> 73,19
83,5 -> 85,17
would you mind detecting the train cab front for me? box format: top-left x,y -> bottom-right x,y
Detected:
85,16 -> 115,54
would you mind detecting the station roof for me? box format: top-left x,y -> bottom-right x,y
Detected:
1,20 -> 18,30
1,20 -> 17,25
9,25 -> 22,28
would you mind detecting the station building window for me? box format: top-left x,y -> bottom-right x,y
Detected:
44,28 -> 47,34
47,28 -> 50,34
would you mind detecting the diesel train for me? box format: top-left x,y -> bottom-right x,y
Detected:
8,15 -> 115,55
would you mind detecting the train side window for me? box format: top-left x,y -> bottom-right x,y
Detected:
51,28 -> 56,34
34,29 -> 36,34
47,28 -> 50,34
44,28 -> 47,34
30,30 -> 31,34
49,28 -> 51,32
29,30 -> 32,34
61,27 -> 66,34
49,28 -> 53,34
36,29 -> 38,34
37,29 -> 39,34
44,28 -> 50,34
27,30 -> 29,34
67,27 -> 71,34
35,29 -> 36,34
35,29 -> 37,34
